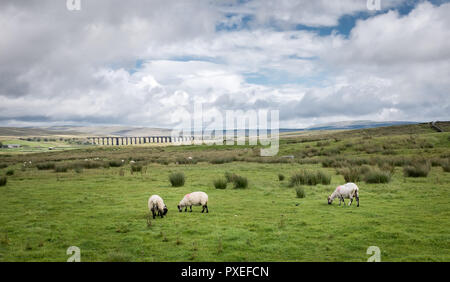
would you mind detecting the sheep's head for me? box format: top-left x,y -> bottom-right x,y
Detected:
177,205 -> 182,212
163,205 -> 168,215
327,196 -> 333,204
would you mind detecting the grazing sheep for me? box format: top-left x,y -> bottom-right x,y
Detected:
148,195 -> 168,219
328,182 -> 360,207
177,191 -> 209,213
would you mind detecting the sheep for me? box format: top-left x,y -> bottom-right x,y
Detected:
148,195 -> 168,219
327,182 -> 360,207
177,191 -> 209,213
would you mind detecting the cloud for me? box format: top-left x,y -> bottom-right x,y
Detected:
0,0 -> 449,128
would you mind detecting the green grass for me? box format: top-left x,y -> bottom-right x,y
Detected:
169,172 -> 185,187
0,125 -> 449,261
0,162 -> 448,261
295,186 -> 306,198
213,178 -> 227,189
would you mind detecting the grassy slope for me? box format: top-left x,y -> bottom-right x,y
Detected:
0,139 -> 83,154
0,125 -> 449,262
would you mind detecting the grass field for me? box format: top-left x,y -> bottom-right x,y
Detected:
0,123 -> 449,262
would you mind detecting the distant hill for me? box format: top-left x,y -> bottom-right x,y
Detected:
0,126 -> 172,137
305,120 -> 418,131
0,120 -> 438,138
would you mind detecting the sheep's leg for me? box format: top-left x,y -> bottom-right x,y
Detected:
201,205 -> 205,213
341,196 -> 345,207
356,196 -> 360,207
160,209 -> 164,218
205,205 -> 208,213
184,207 -> 187,212
338,198 -> 341,206
190,205 -> 192,212
349,196 -> 353,206
151,208 -> 156,219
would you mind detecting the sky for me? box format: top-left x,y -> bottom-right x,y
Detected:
0,0 -> 449,128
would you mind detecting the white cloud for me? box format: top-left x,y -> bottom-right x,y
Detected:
0,0 -> 449,128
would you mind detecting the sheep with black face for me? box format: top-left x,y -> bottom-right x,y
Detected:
148,195 -> 168,219
177,191 -> 209,213
328,183 -> 360,207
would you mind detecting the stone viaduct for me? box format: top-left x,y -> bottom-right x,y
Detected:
87,136 -> 195,145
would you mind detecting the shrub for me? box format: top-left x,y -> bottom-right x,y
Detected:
442,161 -> 450,172
316,170 -> 331,185
213,178 -> 227,189
0,176 -> 7,186
6,169 -> 14,176
295,186 -> 306,198
316,140 -> 330,147
109,160 -> 124,167
82,161 -> 106,169
0,164 -> 8,169
321,157 -> 349,168
156,159 -> 170,165
278,173 -> 285,181
54,165 -> 69,173
233,175 -> 248,189
359,165 -> 372,175
225,172 -> 238,183
169,172 -> 185,187
176,157 -> 197,165
289,170 -> 331,186
403,162 -> 430,177
210,156 -> 234,164
338,167 -> 361,182
378,163 -> 395,175
36,162 -> 56,170
364,168 -> 391,183
130,164 -> 143,172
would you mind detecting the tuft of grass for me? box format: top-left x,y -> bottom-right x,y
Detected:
169,172 -> 185,187
213,178 -> 227,189
130,164 -> 143,172
176,157 -> 197,165
6,169 -> 14,176
217,238 -> 223,254
0,176 -> 7,186
109,160 -> 124,167
403,162 -> 430,177
210,156 -> 235,164
295,186 -> 306,198
364,168 -> 391,183
225,172 -> 238,183
233,175 -> 248,189
36,162 -> 55,170
54,165 -> 69,173
289,170 -> 331,186
278,173 -> 285,181
106,252 -> 132,262
1,233 -> 10,245
442,160 -> 450,172
338,167 -> 361,182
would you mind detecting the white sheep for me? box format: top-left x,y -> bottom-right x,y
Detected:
177,191 -> 209,213
148,195 -> 168,219
328,182 -> 360,207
